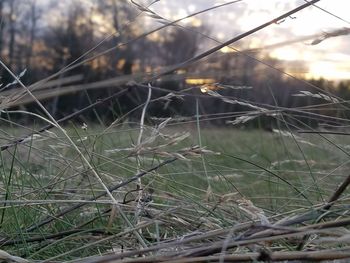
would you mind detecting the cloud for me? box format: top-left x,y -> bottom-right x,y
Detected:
149,0 -> 350,79
39,0 -> 350,80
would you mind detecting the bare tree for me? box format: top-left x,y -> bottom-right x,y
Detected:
159,27 -> 200,66
25,0 -> 40,68
8,0 -> 15,69
0,0 -> 5,55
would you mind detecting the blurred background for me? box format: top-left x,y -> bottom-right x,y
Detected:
0,0 -> 349,126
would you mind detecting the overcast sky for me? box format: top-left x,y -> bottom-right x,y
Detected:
147,0 -> 350,80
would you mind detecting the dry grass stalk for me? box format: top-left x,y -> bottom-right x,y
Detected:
293,90 -> 339,103
0,250 -> 28,263
134,84 -> 152,235
207,90 -> 268,112
310,27 -> 350,45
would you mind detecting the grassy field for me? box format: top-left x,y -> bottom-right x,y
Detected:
1,122 -> 349,261
1,0 -> 350,261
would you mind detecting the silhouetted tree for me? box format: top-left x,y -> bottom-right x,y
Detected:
8,0 -> 16,69
25,0 -> 39,69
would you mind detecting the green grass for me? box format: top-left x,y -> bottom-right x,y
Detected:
0,123 -> 349,260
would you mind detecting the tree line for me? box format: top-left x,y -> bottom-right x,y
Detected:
0,0 -> 348,127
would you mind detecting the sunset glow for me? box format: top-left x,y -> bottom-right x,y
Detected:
185,78 -> 216,85
151,0 -> 350,80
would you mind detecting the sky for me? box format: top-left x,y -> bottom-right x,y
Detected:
146,0 -> 350,80
38,0 -> 350,81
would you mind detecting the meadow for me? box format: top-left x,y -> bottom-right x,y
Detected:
1,121 -> 350,261
0,0 -> 350,262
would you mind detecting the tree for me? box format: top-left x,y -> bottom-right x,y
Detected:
157,26 -> 205,66
25,0 -> 40,69
0,0 -> 5,55
8,0 -> 16,69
